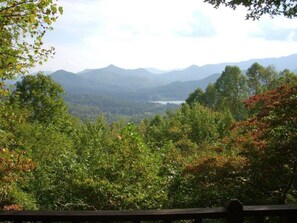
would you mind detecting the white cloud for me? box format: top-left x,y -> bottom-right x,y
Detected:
34,0 -> 297,72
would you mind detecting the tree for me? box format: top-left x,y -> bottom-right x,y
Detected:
214,66 -> 248,120
204,0 -> 297,19
237,83 -> 297,204
0,96 -> 37,210
10,73 -> 69,126
202,84 -> 217,109
24,123 -> 76,210
246,63 -> 265,95
246,63 -> 279,95
69,122 -> 167,210
172,83 -> 297,207
170,154 -> 248,208
186,88 -> 204,106
0,0 -> 63,80
274,69 -> 297,87
186,66 -> 248,120
143,103 -> 233,153
0,147 -> 35,210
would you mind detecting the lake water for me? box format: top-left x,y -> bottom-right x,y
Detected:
150,100 -> 185,105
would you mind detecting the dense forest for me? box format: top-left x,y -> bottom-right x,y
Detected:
1,63 -> 296,210
1,0 -> 297,212
64,94 -> 179,123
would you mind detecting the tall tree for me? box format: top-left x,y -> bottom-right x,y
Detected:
246,63 -> 265,95
10,74 -> 69,126
0,0 -> 63,80
186,88 -> 204,106
214,66 -> 248,120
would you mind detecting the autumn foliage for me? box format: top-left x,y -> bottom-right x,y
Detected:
0,148 -> 35,210
182,83 -> 297,206
238,84 -> 297,204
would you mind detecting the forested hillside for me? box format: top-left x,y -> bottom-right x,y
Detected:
65,94 -> 178,123
1,63 -> 296,210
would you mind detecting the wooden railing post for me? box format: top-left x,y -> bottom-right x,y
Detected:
225,199 -> 243,223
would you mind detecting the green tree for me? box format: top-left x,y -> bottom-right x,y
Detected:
186,88 -> 204,106
0,97 -> 37,210
246,63 -> 279,95
274,69 -> 297,87
24,124 -> 76,210
0,85 -> 77,210
10,74 -> 69,126
202,83 -> 217,109
0,0 -> 63,80
69,122 -> 167,210
180,83 -> 297,207
143,103 -> 233,153
246,63 -> 265,95
186,66 -> 248,120
214,66 -> 248,120
261,65 -> 279,90
204,0 -> 297,19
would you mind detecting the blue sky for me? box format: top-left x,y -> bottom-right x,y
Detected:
34,0 -> 297,73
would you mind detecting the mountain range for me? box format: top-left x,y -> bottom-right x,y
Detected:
50,54 -> 297,101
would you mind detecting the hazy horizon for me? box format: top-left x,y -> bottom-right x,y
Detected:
33,0 -> 297,73
33,53 -> 296,74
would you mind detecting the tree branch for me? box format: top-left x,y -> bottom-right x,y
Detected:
0,0 -> 35,14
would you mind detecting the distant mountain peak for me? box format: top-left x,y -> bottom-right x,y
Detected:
55,69 -> 69,73
106,64 -> 119,69
102,64 -> 124,74
184,64 -> 200,70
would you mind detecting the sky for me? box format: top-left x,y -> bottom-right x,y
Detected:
33,0 -> 297,73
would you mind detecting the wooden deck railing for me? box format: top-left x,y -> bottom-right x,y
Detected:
0,200 -> 297,223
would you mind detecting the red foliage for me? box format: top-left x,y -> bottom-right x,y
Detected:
0,148 -> 35,183
3,204 -> 23,210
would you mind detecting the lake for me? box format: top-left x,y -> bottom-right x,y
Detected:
150,100 -> 185,105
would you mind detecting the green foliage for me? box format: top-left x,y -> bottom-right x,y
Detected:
10,74 -> 71,129
277,69 -> 297,86
204,0 -> 297,19
215,66 -> 248,119
0,96 -> 36,209
1,53 -> 296,211
141,103 -> 235,207
186,65 -> 297,121
246,63 -> 265,95
0,0 -> 62,79
106,123 -> 167,209
0,3 -> 64,207
67,121 -> 167,210
246,63 -> 279,95
186,88 -> 204,105
143,103 -> 232,153
186,66 -> 248,120
175,82 -> 297,208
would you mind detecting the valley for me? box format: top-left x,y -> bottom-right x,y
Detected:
46,54 -> 297,121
